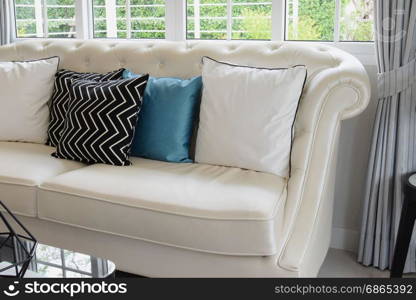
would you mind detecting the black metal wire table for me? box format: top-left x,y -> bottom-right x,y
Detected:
0,199 -> 115,278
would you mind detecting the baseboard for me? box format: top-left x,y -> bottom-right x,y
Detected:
331,227 -> 359,253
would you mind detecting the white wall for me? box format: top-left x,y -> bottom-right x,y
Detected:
331,58 -> 378,252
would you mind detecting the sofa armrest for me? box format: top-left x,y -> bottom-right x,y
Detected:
276,47 -> 371,276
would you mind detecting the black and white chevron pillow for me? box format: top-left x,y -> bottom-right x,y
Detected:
47,69 -> 126,147
52,75 -> 149,166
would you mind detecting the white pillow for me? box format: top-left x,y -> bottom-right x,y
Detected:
0,57 -> 59,144
195,57 -> 307,177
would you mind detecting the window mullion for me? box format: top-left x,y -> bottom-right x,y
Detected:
60,249 -> 67,278
126,0 -> 131,39
34,0 -> 43,37
334,0 -> 340,42
272,0 -> 285,41
176,0 -> 186,40
105,0 -> 117,38
41,0 -> 48,38
75,0 -> 91,39
166,0 -> 185,41
194,0 -> 200,39
226,0 -> 232,40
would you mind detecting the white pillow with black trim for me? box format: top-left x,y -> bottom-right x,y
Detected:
52,75 -> 149,166
195,57 -> 307,177
0,57 -> 59,144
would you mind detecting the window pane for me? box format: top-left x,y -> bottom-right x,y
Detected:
187,0 -> 271,40
15,0 -> 37,38
187,0 -> 227,40
36,264 -> 64,277
46,0 -> 76,38
63,250 -> 92,273
92,0 -> 166,39
232,0 -> 271,40
286,0 -> 335,41
36,244 -> 63,265
340,0 -> 374,41
15,0 -> 76,38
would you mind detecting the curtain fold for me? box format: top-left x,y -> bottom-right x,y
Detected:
0,0 -> 16,45
359,0 -> 416,273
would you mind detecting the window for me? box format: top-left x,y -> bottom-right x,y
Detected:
286,0 -> 374,42
186,0 -> 272,40
92,0 -> 166,39
13,0 -> 374,42
339,0 -> 374,41
15,0 -> 76,38
34,244 -> 93,278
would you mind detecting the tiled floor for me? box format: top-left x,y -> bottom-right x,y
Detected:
319,248 -> 416,278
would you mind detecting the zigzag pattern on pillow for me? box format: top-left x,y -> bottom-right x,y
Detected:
47,69 -> 126,147
52,75 -> 149,166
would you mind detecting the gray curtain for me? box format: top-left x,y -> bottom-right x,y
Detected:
0,0 -> 15,45
359,0 -> 416,272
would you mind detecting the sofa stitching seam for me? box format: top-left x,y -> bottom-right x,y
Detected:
38,215 -> 278,256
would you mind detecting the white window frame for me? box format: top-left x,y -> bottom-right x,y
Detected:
14,0 -> 79,38
184,0 -> 277,41
14,0 -> 375,59
75,0 -> 93,39
166,0 -> 186,41
272,0 -> 285,41
91,0 -> 170,40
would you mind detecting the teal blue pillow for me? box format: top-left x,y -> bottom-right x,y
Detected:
123,70 -> 202,163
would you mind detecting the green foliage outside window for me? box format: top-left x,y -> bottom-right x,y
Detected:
93,0 -> 166,39
15,0 -> 76,38
286,0 -> 373,41
186,0 -> 272,40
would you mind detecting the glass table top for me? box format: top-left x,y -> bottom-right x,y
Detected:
0,236 -> 115,278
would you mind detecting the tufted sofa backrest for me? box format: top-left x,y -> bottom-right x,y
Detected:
0,40 -> 340,79
0,40 -> 371,273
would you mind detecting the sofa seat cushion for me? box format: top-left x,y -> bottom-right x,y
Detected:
38,157 -> 287,255
0,142 -> 85,217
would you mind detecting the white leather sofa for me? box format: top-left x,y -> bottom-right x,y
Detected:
0,40 -> 370,277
